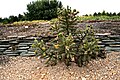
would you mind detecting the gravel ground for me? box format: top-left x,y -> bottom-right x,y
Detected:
0,23 -> 51,39
0,52 -> 120,80
0,22 -> 119,39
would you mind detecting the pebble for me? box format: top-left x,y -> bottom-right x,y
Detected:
38,56 -> 41,59
37,67 -> 40,70
41,73 -> 46,79
76,77 -> 79,79
81,77 -> 86,80
85,75 -> 90,77
0,66 -> 2,69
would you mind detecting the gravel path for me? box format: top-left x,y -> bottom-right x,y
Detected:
0,52 -> 120,80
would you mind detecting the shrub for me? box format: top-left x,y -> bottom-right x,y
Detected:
32,6 -> 103,67
25,0 -> 62,20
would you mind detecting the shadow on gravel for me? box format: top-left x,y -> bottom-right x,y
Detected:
0,55 -> 10,65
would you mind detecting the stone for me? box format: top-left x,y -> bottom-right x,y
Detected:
5,50 -> 12,52
110,45 -> 120,47
9,41 -> 18,44
28,47 -> 35,51
0,48 -> 7,52
19,43 -> 33,46
95,33 -> 111,36
7,36 -> 17,39
17,47 -> 29,50
6,54 -> 19,56
102,40 -> 114,42
20,52 -> 35,57
97,41 -> 104,45
105,47 -> 120,51
20,52 -> 27,54
20,51 -> 35,57
3,51 -> 18,54
17,39 -> 25,43
17,36 -> 26,39
20,40 -> 32,43
106,42 -> 120,45
0,52 -> 3,55
98,45 -> 105,48
0,45 -> 10,48
115,39 -> 120,41
0,40 -> 9,44
17,50 -> 28,53
8,39 -> 16,42
27,51 -> 35,54
109,35 -> 120,39
25,37 -> 41,40
25,26 -> 28,28
17,44 -> 28,47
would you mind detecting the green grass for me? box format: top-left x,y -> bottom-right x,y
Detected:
78,16 -> 120,21
1,16 -> 120,27
0,20 -> 49,27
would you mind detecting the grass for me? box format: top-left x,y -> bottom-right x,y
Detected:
78,16 -> 120,22
1,16 -> 120,27
0,20 -> 49,27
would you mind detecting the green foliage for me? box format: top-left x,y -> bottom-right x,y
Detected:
101,10 -> 106,16
32,39 -> 47,57
57,6 -> 79,35
18,14 -> 26,21
32,33 -> 76,66
9,15 -> 19,23
2,18 -> 10,24
25,0 -> 62,20
93,12 -> 97,16
74,26 -> 99,66
93,11 -> 119,17
0,18 -> 2,23
32,6 -> 102,67
0,14 -> 25,24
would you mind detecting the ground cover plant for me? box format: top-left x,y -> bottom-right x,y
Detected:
32,6 -> 105,67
